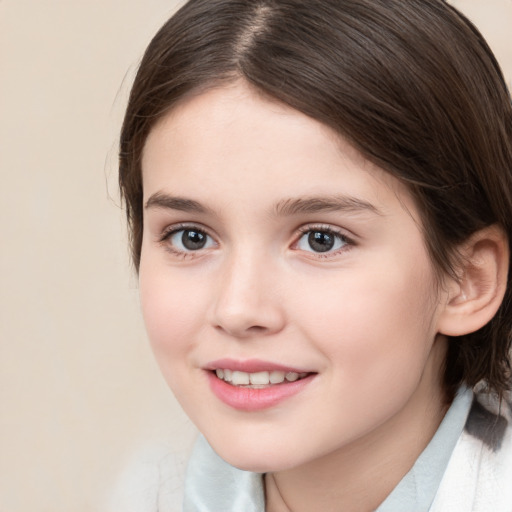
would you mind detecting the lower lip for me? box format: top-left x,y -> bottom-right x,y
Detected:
207,372 -> 315,411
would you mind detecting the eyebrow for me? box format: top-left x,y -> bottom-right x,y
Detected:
272,195 -> 382,217
145,192 -> 382,217
145,192 -> 213,214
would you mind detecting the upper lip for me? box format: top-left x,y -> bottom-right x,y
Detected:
204,358 -> 312,374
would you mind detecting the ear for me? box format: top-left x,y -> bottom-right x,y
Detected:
437,225 -> 509,337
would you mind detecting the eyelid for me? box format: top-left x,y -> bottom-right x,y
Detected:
159,222 -> 216,242
295,223 -> 354,239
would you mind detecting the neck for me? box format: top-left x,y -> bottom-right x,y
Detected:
265,339 -> 449,512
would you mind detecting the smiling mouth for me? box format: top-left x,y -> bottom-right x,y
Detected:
213,369 -> 311,388
207,363 -> 317,411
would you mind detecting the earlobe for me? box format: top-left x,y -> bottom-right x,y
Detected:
437,225 -> 509,337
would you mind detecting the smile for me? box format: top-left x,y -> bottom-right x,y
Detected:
214,369 -> 310,387
205,359 -> 316,411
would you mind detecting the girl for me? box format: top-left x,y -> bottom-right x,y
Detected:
117,0 -> 512,510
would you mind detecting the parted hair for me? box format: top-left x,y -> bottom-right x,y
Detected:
119,0 -> 512,399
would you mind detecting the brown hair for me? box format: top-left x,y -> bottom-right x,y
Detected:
119,0 -> 512,399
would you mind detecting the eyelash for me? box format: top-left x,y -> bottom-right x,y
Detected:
158,223 -> 354,259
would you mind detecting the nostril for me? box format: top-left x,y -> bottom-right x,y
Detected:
214,324 -> 267,335
247,325 -> 267,333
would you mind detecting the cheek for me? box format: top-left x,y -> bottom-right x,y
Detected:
289,263 -> 439,437
295,255 -> 438,384
138,265 -> 211,409
138,262 -> 206,361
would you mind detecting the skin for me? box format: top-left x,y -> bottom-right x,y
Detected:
139,81 -> 451,511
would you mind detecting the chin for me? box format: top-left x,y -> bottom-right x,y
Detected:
207,437 -> 301,473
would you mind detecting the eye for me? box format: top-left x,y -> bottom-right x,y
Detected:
296,228 -> 349,254
164,227 -> 216,252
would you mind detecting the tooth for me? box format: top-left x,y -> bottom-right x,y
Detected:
223,369 -> 232,382
215,369 -> 224,379
269,371 -> 285,384
249,371 -> 270,385
286,372 -> 299,382
231,371 -> 250,385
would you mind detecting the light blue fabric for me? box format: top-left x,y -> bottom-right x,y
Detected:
183,436 -> 265,512
183,387 -> 473,512
376,386 -> 473,512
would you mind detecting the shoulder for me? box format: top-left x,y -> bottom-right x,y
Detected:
431,386 -> 512,512
102,444 -> 188,512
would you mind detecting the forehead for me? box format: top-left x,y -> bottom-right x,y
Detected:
141,81 -> 418,222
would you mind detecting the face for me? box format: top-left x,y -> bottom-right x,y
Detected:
139,81 -> 449,473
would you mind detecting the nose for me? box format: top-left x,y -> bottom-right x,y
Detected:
210,250 -> 286,338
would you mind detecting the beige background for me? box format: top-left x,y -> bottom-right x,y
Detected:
0,1 -> 511,510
